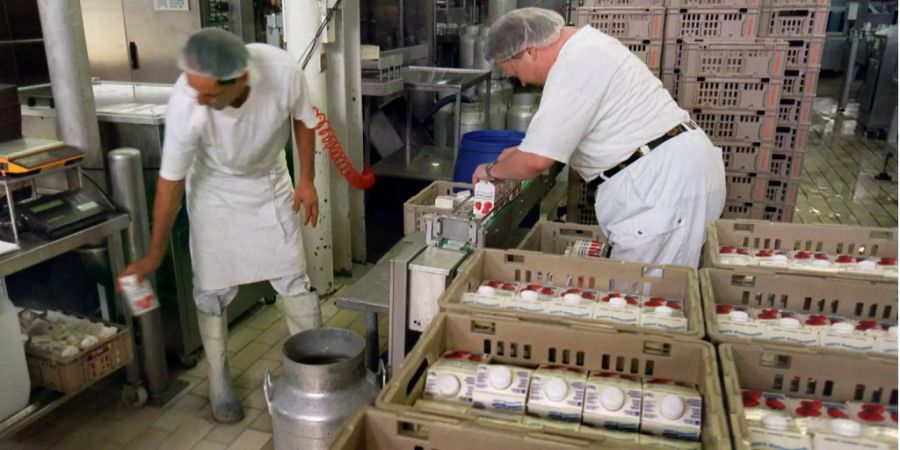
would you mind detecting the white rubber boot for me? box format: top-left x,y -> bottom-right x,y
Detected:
280,291 -> 322,336
196,308 -> 245,423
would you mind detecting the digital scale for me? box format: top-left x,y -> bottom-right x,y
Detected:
16,190 -> 114,240
0,140 -> 85,177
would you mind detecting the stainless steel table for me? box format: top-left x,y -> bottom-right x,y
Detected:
333,233 -> 427,372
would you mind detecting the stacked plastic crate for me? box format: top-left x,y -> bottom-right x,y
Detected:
575,0 -> 667,75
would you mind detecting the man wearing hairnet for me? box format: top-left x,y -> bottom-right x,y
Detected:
472,8 -> 726,267
121,29 -> 320,423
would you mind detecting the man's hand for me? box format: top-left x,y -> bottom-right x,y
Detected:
497,147 -> 518,161
472,163 -> 493,184
119,254 -> 163,288
293,180 -> 319,227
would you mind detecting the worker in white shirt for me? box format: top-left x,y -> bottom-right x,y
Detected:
472,8 -> 726,267
121,29 -> 321,423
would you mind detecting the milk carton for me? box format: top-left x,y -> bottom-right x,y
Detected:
567,239 -> 608,260
718,246 -> 755,266
872,325 -> 898,354
119,275 -> 160,316
638,434 -> 704,449
640,298 -> 689,332
546,290 -> 597,318
514,284 -> 557,314
592,293 -> 640,326
819,321 -> 876,352
472,364 -> 533,417
715,305 -> 765,339
847,402 -> 898,429
741,390 -> 789,412
875,257 -> 897,276
766,317 -> 819,346
460,285 -> 508,309
641,379 -> 703,441
582,371 -> 642,432
755,249 -> 791,268
746,413 -> 812,450
787,399 -> 851,435
472,181 -> 497,218
434,195 -> 457,209
832,255 -> 859,272
811,419 -> 891,450
526,365 -> 587,423
422,350 -> 491,405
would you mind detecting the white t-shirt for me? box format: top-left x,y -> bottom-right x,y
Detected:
518,27 -> 689,182
159,44 -> 317,180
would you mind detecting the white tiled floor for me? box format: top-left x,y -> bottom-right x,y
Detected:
2,270 -> 387,450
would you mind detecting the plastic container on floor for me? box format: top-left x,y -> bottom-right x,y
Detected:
719,141 -> 806,177
773,123 -> 810,151
777,96 -> 814,125
691,108 -> 777,142
620,38 -> 663,71
0,290 -> 29,422
675,39 -> 787,78
784,37 -> 825,68
781,67 -> 820,98
725,172 -> 801,204
758,6 -> 829,38
453,130 -> 525,183
583,0 -> 664,6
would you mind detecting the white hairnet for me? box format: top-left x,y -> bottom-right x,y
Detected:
177,28 -> 249,80
485,8 -> 565,63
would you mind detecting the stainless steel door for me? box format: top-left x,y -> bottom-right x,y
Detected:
122,0 -> 203,84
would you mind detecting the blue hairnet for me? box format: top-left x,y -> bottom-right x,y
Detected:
177,28 -> 249,80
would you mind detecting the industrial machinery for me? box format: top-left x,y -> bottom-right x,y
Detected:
858,25 -> 898,137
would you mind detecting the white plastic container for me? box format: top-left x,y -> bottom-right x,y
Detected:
459,25 -> 479,69
0,286 -> 30,421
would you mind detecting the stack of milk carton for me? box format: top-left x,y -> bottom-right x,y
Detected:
742,389 -> 898,449
564,239 -> 609,260
461,281 -> 689,332
420,350 -> 705,448
717,246 -> 899,277
715,304 -> 898,354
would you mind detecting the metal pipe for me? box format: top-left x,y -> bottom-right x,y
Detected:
284,0 -> 335,294
839,28 -> 861,112
108,148 -> 169,399
35,0 -> 103,170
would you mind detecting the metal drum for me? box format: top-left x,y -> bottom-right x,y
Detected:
264,328 -> 379,450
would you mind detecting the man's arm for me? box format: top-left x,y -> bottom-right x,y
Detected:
472,148 -> 555,183
120,177 -> 185,282
292,118 -> 319,226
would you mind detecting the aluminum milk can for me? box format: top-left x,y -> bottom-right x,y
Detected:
459,25 -> 479,69
264,328 -> 379,450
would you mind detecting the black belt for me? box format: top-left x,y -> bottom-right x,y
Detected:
588,120 -> 698,190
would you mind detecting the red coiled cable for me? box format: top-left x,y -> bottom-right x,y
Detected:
313,106 -> 375,190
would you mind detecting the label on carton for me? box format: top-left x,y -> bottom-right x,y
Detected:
473,181 -> 497,218
819,322 -> 876,352
546,290 -> 597,318
767,318 -> 819,346
716,305 -> 765,338
641,379 -> 703,441
640,298 -> 689,332
747,413 -> 811,450
119,275 -> 160,316
472,364 -> 532,417
526,365 -> 587,423
460,291 -> 506,309
811,433 -> 890,450
718,246 -> 755,266
514,285 -> 556,314
583,371 -> 642,432
423,350 -> 490,405
593,293 -> 641,326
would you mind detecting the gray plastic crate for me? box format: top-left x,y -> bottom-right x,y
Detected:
566,170 -> 599,226
691,108 -> 777,142
677,39 -> 787,78
722,201 -> 795,222
782,67 -> 820,98
726,172 -> 800,204
661,70 -> 679,98
719,141 -> 770,173
773,123 -> 810,151
679,76 -> 782,110
575,7 -> 666,39
761,0 -> 828,7
583,0 -> 664,6
777,95 -> 814,125
665,7 -> 760,40
784,37 -> 825,68
767,150 -> 806,178
759,6 -> 828,38
621,38 -> 663,71
666,0 -> 759,6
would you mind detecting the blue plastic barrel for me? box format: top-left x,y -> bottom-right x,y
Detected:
453,130 -> 525,183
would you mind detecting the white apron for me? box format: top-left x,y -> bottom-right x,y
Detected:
186,159 -> 306,292
593,128 -> 726,267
